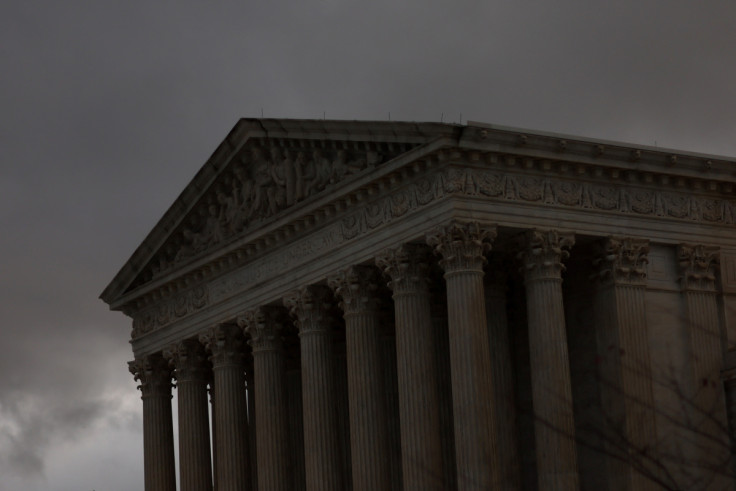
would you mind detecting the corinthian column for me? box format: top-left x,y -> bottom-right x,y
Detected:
427,221 -> 500,490
328,266 -> 391,491
376,244 -> 444,491
519,229 -> 579,490
593,237 -> 657,489
678,244 -> 730,483
200,324 -> 251,491
284,286 -> 344,491
163,340 -> 213,491
239,307 -> 291,491
129,353 -> 176,491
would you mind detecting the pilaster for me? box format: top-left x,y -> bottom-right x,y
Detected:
329,265 -> 391,491
427,220 -> 500,490
593,237 -> 657,489
519,229 -> 579,490
376,244 -> 444,491
129,353 -> 177,491
240,307 -> 291,491
284,285 -> 344,491
678,244 -> 730,486
199,323 -> 252,491
163,340 -> 213,491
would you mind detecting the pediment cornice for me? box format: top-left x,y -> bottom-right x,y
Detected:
103,119 -> 736,326
101,119 -> 459,309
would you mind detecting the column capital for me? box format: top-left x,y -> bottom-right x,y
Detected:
283,285 -> 335,335
426,220 -> 497,274
199,323 -> 247,367
375,243 -> 432,294
163,339 -> 211,383
678,244 -> 720,292
328,265 -> 381,315
594,236 -> 650,286
519,229 -> 575,281
238,306 -> 286,352
129,353 -> 173,399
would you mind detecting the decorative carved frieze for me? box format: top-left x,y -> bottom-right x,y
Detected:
162,339 -> 211,383
678,244 -> 720,291
426,220 -> 497,273
375,244 -> 433,294
129,354 -> 173,398
199,324 -> 247,367
593,237 -> 650,286
129,162 -> 736,339
139,140 -> 398,285
132,286 -> 208,338
519,229 -> 575,281
327,266 -> 381,315
238,306 -> 286,352
283,285 -> 335,335
341,168 -> 736,240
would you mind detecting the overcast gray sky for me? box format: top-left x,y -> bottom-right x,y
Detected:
1,1 -> 735,489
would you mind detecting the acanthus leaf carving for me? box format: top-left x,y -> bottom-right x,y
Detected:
199,323 -> 247,367
593,237 -> 650,286
128,353 -> 173,398
519,229 -> 575,281
238,306 -> 286,352
283,285 -> 335,335
327,265 -> 382,316
426,220 -> 497,274
678,244 -> 720,292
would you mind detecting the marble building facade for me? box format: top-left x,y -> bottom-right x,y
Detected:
101,119 -> 736,490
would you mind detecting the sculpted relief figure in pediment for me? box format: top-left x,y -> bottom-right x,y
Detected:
143,140 -> 390,282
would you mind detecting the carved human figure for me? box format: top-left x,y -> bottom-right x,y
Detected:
232,165 -> 254,227
294,151 -> 313,202
201,204 -> 224,246
250,146 -> 278,219
216,190 -> 238,235
307,149 -> 332,196
271,147 -> 297,206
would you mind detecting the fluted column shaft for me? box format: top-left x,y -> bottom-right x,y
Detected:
377,244 -> 444,491
241,307 -> 291,491
428,221 -> 500,490
329,266 -> 391,491
284,286 -> 344,491
520,229 -> 579,490
164,340 -> 213,491
129,354 -> 177,491
678,245 -> 730,486
200,324 -> 251,491
593,237 -> 657,489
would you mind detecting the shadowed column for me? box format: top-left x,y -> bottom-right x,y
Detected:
519,229 -> 579,490
329,265 -> 391,491
200,324 -> 251,491
240,307 -> 291,491
485,262 -> 521,489
427,220 -> 500,490
284,286 -> 344,491
593,237 -> 658,489
129,353 -> 176,491
376,244 -> 444,491
163,340 -> 213,491
678,244 -> 731,489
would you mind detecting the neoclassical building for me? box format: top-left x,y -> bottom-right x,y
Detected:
101,119 -> 736,490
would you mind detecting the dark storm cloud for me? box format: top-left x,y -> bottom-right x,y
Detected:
1,1 -> 735,488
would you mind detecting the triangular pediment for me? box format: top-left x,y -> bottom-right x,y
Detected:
101,118 -> 458,308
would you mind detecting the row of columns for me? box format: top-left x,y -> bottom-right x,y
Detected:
129,222 -> 726,491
